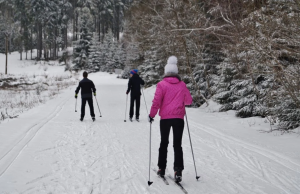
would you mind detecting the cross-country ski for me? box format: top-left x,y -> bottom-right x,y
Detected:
168,174 -> 189,194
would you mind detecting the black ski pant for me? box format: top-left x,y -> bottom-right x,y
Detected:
81,98 -> 95,118
129,95 -> 140,119
158,118 -> 184,171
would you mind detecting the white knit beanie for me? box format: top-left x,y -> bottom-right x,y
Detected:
164,56 -> 178,74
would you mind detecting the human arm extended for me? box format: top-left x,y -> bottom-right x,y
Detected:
126,78 -> 132,94
75,82 -> 81,97
149,83 -> 163,118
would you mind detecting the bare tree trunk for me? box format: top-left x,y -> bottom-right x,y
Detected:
73,17 -> 76,41
5,36 -> 8,75
37,27 -> 39,60
116,5 -> 120,41
54,29 -> 57,60
75,14 -> 78,40
30,28 -> 33,60
39,24 -> 43,60
98,15 -> 101,41
49,43 -> 52,59
37,23 -> 40,60
101,16 -> 105,41
44,30 -> 47,60
64,28 -> 68,49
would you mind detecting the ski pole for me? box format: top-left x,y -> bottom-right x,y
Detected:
141,88 -> 149,114
142,87 -> 153,186
75,98 -> 77,112
185,109 -> 200,180
124,94 -> 128,122
148,122 -> 153,186
94,96 -> 102,117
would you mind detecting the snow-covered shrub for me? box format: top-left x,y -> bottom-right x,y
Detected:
0,74 -> 76,123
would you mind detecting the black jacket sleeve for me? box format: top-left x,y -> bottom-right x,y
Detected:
91,81 -> 96,93
127,78 -> 132,93
75,82 -> 81,94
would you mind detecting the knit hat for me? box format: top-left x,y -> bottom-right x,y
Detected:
130,69 -> 138,74
164,56 -> 178,74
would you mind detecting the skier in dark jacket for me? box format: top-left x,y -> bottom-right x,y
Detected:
75,71 -> 96,121
126,69 -> 145,121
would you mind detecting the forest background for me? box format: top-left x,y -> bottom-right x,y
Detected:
0,0 -> 299,131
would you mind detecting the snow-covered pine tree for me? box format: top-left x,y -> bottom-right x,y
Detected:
101,29 -> 115,72
138,48 -> 165,87
72,7 -> 93,71
274,100 -> 300,130
98,29 -> 125,73
113,43 -> 126,70
87,33 -> 101,73
212,1 -> 300,130
214,55 -> 273,119
121,40 -> 140,79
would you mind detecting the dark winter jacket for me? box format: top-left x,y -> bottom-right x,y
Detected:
126,74 -> 145,96
75,78 -> 96,98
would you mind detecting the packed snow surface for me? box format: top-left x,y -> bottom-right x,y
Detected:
0,52 -> 299,194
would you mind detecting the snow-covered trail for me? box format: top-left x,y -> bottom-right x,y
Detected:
0,72 -> 299,194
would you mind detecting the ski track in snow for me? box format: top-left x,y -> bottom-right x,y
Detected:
0,97 -> 69,177
187,121 -> 300,194
0,73 -> 299,194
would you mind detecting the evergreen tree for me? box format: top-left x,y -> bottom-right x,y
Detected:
72,7 -> 93,71
138,48 -> 165,86
87,33 -> 101,72
101,29 -> 114,72
114,43 -> 126,69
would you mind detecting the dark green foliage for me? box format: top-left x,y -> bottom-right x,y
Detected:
72,7 -> 93,71
87,34 -> 101,73
273,100 -> 300,130
139,49 -> 165,87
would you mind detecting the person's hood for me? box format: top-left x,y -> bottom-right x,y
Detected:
163,73 -> 181,84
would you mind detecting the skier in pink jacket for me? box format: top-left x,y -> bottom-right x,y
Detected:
148,56 -> 193,182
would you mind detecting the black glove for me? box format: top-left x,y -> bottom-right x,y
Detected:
75,94 -> 78,99
148,115 -> 154,123
126,91 -> 129,95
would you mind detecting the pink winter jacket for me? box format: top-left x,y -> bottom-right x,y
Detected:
149,77 -> 193,120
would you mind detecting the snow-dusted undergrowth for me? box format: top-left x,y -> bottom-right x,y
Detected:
0,71 -> 77,123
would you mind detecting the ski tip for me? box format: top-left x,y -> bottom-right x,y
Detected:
148,181 -> 153,186
196,176 -> 200,180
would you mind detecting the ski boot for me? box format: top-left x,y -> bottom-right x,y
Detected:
136,117 -> 139,122
80,117 -> 83,121
129,117 -> 133,122
92,117 -> 95,122
174,170 -> 182,182
157,169 -> 165,178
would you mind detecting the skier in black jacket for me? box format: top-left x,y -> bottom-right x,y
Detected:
75,71 -> 96,121
126,69 -> 145,121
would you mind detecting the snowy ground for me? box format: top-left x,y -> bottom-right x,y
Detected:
0,52 -> 300,194
0,50 -> 77,123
